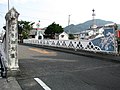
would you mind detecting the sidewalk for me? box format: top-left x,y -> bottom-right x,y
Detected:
0,77 -> 22,90
0,45 -> 22,90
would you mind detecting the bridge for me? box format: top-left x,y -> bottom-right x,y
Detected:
0,8 -> 120,90
17,44 -> 120,90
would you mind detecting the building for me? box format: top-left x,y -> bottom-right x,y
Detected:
72,32 -> 80,40
29,28 -> 46,39
79,30 -> 90,40
79,26 -> 104,40
117,30 -> 120,38
59,32 -> 69,40
79,23 -> 117,40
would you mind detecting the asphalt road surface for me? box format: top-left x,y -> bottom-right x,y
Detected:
17,44 -> 120,90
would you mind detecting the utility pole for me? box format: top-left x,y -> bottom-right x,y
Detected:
68,15 -> 71,26
8,0 -> 10,11
92,9 -> 96,27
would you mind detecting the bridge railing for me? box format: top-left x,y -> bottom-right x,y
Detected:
24,39 -> 89,49
23,38 -> 117,54
23,26 -> 118,54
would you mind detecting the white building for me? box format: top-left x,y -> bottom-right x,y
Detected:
80,30 -> 90,39
59,32 -> 69,40
29,28 -> 46,40
80,26 -> 105,40
72,32 -> 80,40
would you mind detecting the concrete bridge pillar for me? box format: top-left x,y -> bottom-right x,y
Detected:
5,7 -> 19,72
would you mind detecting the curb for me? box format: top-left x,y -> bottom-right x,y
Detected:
0,77 -> 22,90
6,77 -> 22,90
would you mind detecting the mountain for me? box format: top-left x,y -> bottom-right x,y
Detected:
64,19 -> 115,34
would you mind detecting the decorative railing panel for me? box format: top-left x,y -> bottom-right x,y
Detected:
23,26 -> 117,54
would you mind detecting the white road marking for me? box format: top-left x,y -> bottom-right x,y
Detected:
34,78 -> 51,90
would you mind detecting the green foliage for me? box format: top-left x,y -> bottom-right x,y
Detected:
18,20 -> 34,42
45,22 -> 63,38
117,24 -> 120,30
117,37 -> 120,41
69,34 -> 75,39
114,23 -> 118,30
18,20 -> 35,39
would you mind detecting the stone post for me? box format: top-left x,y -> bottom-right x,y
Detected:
5,7 -> 19,73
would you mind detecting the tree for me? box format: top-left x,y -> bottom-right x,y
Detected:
114,23 -> 118,30
69,34 -> 75,39
18,20 -> 34,42
45,22 -> 63,39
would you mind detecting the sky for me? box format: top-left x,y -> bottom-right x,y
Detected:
0,0 -> 120,32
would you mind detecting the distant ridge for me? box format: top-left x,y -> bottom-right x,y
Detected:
64,19 -> 114,34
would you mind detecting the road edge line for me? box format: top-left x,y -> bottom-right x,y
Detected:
34,78 -> 51,90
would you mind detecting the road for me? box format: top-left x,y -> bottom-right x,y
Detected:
17,44 -> 120,90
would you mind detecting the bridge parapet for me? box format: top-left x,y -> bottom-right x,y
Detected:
24,26 -> 118,54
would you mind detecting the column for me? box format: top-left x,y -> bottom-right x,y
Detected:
5,7 -> 19,71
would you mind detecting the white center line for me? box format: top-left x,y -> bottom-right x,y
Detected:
34,78 -> 51,90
